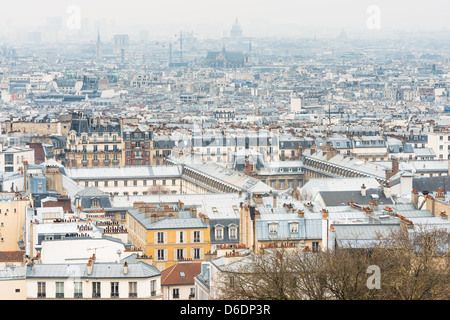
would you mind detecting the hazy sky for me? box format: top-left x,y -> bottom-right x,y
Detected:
2,0 -> 450,38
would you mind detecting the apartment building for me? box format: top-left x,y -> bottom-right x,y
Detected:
126,202 -> 210,271
427,129 -> 450,160
65,112 -> 123,167
0,145 -> 35,172
26,259 -> 162,299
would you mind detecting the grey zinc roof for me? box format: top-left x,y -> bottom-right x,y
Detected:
26,261 -> 160,279
171,156 -> 272,193
333,224 -> 402,248
318,188 -> 393,207
65,165 -> 182,180
0,265 -> 27,281
127,208 -> 208,230
304,150 -> 387,180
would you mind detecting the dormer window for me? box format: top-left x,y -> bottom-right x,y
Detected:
215,225 -> 224,240
289,222 -> 299,234
91,198 -> 100,208
268,222 -> 278,234
229,225 -> 238,240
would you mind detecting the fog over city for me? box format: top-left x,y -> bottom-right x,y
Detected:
1,0 -> 450,40
0,0 -> 449,304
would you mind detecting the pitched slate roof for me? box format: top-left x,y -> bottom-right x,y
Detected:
26,261 -> 161,279
318,188 -> 393,207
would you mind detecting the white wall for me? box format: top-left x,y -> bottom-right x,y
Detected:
40,238 -> 130,264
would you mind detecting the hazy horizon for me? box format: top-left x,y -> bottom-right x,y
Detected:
1,0 -> 450,41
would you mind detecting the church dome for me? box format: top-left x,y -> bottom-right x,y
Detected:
230,18 -> 243,38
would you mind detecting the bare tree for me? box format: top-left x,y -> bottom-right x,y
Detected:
216,226 -> 450,300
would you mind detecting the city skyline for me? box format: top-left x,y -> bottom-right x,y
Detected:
1,1 -> 450,40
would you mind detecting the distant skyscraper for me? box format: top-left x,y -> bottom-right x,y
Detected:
230,18 -> 243,38
96,29 -> 103,61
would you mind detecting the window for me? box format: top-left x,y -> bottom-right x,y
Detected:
229,226 -> 237,240
56,282 -> 64,298
111,282 -> 119,298
4,154 -> 13,165
104,181 -> 108,187
157,249 -> 165,261
194,248 -> 200,260
215,226 -> 224,240
92,198 -> 99,208
124,180 -> 128,186
129,282 -> 137,298
173,288 -> 180,299
172,179 -> 176,185
92,282 -> 101,298
133,180 -> 137,186
74,282 -> 82,298
193,231 -> 201,243
177,249 -> 184,260
37,282 -> 46,298
143,180 -> 147,186
114,181 -> 118,187
179,231 -> 184,243
150,280 -> 156,296
93,145 -> 98,152
269,223 -> 278,234
290,222 -> 299,234
312,241 -> 320,252
157,232 -> 165,244
85,181 -> 89,187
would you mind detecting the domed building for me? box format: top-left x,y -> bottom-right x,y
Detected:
230,18 -> 243,38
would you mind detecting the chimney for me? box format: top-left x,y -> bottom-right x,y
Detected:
190,207 -> 197,218
435,188 -> 445,201
201,214 -> 210,225
298,209 -> 304,218
411,189 -> 419,208
392,157 -> 399,175
123,261 -> 128,274
383,182 -> 392,199
87,259 -> 93,275
273,194 -> 277,208
244,158 -> 252,176
178,200 -> 185,211
361,184 -> 366,197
